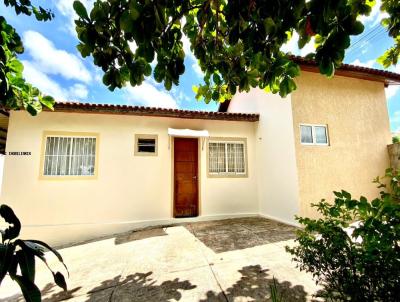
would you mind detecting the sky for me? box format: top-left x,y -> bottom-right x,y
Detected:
2,0 -> 400,130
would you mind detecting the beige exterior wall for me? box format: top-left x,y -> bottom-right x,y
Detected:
228,89 -> 300,226
1,111 -> 258,246
291,71 -> 392,218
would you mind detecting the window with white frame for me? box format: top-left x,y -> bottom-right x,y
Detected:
300,124 -> 329,145
43,136 -> 97,176
208,139 -> 246,176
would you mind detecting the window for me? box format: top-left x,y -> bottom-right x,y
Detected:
300,124 -> 329,145
208,139 -> 247,177
135,134 -> 158,156
43,135 -> 97,176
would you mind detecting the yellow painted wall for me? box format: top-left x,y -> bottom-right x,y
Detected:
1,111 -> 258,245
291,71 -> 392,218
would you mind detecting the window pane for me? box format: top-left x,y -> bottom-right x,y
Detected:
209,141 -> 245,174
300,126 -> 313,144
227,143 -> 235,172
209,142 -> 226,173
44,136 -> 96,176
315,126 -> 327,144
209,143 -> 218,173
137,138 -> 156,153
235,143 -> 245,173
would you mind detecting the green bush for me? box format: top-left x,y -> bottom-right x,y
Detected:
392,136 -> 400,144
287,169 -> 400,301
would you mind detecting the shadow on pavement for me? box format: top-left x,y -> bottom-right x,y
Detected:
4,265 -> 310,302
201,265 -> 308,302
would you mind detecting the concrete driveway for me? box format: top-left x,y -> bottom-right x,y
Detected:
0,217 -> 320,301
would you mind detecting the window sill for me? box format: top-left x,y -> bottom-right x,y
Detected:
207,173 -> 248,178
38,175 -> 97,180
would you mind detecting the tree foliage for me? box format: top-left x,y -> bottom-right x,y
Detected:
1,1 -> 55,115
0,204 -> 68,302
378,0 -> 400,68
287,169 -> 400,301
73,0 -> 399,103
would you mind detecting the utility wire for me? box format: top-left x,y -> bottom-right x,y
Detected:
347,24 -> 382,51
346,28 -> 387,56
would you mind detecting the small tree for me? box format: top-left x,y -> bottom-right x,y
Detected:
0,205 -> 68,302
287,169 -> 400,301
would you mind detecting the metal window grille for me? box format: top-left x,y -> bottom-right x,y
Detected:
209,141 -> 245,174
44,136 -> 96,176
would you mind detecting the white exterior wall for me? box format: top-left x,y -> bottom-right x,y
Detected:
227,89 -> 300,225
1,111 -> 258,246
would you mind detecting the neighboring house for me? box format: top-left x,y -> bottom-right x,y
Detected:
1,57 -> 399,245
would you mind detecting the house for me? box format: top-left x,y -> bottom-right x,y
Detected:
1,57 -> 399,246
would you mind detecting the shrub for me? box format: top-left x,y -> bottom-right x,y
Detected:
392,136 -> 400,144
0,204 -> 68,302
287,169 -> 400,301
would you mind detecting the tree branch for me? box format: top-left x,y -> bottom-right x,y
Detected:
161,4 -> 204,37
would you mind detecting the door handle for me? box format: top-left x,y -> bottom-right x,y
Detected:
193,176 -> 197,179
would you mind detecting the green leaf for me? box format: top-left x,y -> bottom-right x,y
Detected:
129,2 -> 140,21
16,249 -> 35,282
333,191 -> 342,198
263,18 -> 276,34
8,59 -> 23,74
53,272 -> 67,291
279,77 -> 296,98
120,11 -> 133,33
371,199 -> 381,207
77,43 -> 92,58
0,243 -> 16,283
350,21 -> 364,35
0,204 -> 21,241
25,240 -> 69,276
26,103 -> 39,116
40,96 -> 54,110
286,64 -> 301,77
73,1 -> 89,20
342,190 -> 351,200
13,275 -> 41,302
319,58 -> 335,77
165,78 -> 172,90
213,73 -> 221,85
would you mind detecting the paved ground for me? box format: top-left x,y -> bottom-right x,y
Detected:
0,217 -> 321,301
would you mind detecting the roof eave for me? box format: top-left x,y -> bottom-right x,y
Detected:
50,102 -> 259,122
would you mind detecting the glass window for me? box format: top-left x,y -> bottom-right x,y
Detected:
135,134 -> 158,155
315,126 -> 328,144
209,142 -> 226,173
300,125 -> 313,144
44,136 -> 96,176
137,138 -> 156,153
300,124 -> 329,145
209,140 -> 246,175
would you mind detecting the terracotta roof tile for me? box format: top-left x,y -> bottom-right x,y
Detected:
52,102 -> 259,122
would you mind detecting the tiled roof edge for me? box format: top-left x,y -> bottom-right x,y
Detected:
51,102 -> 259,122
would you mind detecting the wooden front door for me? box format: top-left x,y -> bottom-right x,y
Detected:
174,138 -> 199,217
